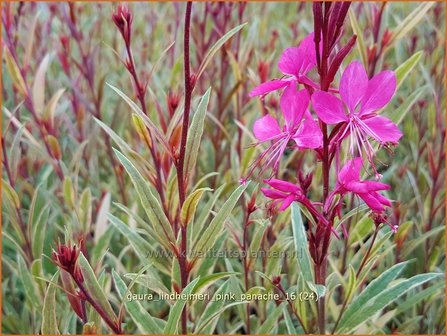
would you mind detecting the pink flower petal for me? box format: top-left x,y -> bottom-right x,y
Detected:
311,91 -> 348,124
360,70 -> 396,115
371,191 -> 392,207
338,157 -> 363,185
253,115 -> 281,142
278,33 -> 316,76
297,33 -> 317,74
358,192 -> 386,212
260,188 -> 286,200
345,181 -> 370,194
340,61 -> 368,112
279,195 -> 296,211
362,115 -> 403,143
293,116 -> 323,149
280,86 -> 309,129
249,79 -> 290,97
364,181 -> 391,192
264,178 -> 300,193
278,47 -> 302,76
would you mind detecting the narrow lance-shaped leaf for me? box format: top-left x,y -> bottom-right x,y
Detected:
337,272 -> 443,333
291,203 -> 314,283
181,187 -> 211,227
395,51 -> 422,89
106,83 -> 172,157
112,270 -> 162,334
32,205 -> 50,259
192,182 -> 249,259
4,46 -> 27,96
348,9 -> 367,67
33,54 -> 50,116
78,253 -> 118,325
338,260 -> 409,326
41,271 -> 60,334
163,277 -> 201,334
389,2 -> 434,45
257,303 -> 285,334
114,149 -> 176,244
196,23 -> 247,82
184,88 -> 211,175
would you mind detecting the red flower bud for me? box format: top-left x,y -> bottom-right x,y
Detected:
52,241 -> 83,283
112,4 -> 133,44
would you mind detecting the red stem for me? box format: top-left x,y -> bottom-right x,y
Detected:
176,3 -> 193,334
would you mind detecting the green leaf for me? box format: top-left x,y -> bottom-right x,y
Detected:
33,54 -> 50,116
108,214 -> 153,262
106,83 -> 172,155
43,88 -> 65,128
291,203 -> 313,283
257,303 -> 285,334
395,280 -> 445,315
196,23 -> 247,82
181,187 -> 211,227
337,261 -> 408,331
9,124 -> 25,183
192,182 -> 248,260
348,9 -> 367,68
114,149 -> 176,245
195,300 -> 249,334
337,272 -> 442,333
63,177 -> 75,210
192,184 -> 226,239
41,271 -> 59,334
4,46 -> 27,96
345,265 -> 357,302
282,305 -> 298,334
395,51 -> 422,89
163,277 -> 200,334
390,3 -> 434,45
184,88 -> 211,175
78,253 -> 118,325
124,273 -> 170,298
18,254 -> 41,307
32,205 -> 50,259
112,270 -> 162,334
195,280 -> 230,333
192,272 -> 236,295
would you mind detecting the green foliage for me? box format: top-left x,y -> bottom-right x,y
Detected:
1,2 -> 444,335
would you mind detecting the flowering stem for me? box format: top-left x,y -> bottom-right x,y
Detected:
176,3 -> 193,334
121,30 -> 166,208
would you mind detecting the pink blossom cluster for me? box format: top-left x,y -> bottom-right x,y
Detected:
247,33 -> 402,234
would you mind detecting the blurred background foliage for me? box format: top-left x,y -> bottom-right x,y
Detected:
1,2 -> 445,334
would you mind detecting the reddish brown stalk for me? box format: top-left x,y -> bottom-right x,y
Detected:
368,3 -> 387,77
114,5 -> 167,208
65,4 -> 128,205
312,2 -> 353,333
176,3 -> 193,334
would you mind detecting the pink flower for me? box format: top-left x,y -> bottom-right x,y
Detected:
249,33 -> 318,97
334,157 -> 392,213
243,86 -> 322,179
261,178 -> 340,238
311,61 -> 402,167
261,178 -> 308,211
